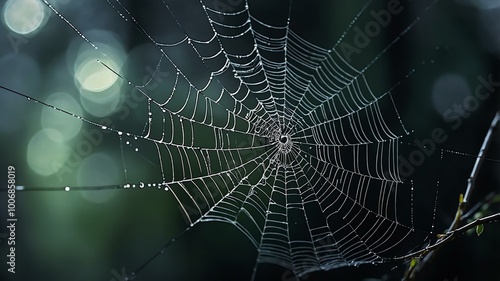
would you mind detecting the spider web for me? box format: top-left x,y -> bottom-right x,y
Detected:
1,0 -> 448,280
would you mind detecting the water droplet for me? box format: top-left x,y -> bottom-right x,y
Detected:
101,126 -> 107,130
117,131 -> 123,135
135,148 -> 139,152
64,186 -> 70,191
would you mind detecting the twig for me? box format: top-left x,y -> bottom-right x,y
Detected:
402,112 -> 500,280
461,192 -> 497,221
395,212 -> 500,261
452,112 -> 500,231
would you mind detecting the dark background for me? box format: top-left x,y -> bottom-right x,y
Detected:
0,0 -> 499,281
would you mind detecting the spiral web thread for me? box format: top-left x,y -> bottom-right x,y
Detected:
21,0 -> 440,279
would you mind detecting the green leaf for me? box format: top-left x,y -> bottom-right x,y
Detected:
476,224 -> 484,236
410,258 -> 418,268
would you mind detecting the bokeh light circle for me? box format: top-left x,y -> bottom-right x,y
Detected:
41,92 -> 83,140
76,58 -> 119,92
27,129 -> 69,176
69,29 -> 126,117
432,73 -> 470,115
2,0 -> 47,35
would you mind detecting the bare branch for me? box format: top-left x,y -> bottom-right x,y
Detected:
452,112 -> 500,231
461,192 -> 497,221
401,112 -> 500,280
395,212 -> 500,262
